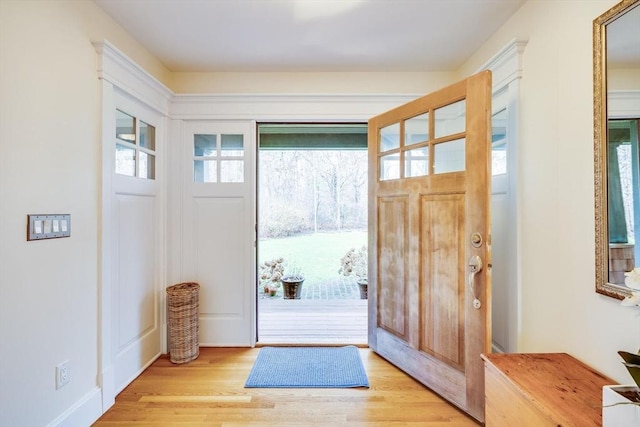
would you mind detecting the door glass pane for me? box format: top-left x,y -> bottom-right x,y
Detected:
405,113 -> 429,146
139,121 -> 155,151
221,134 -> 244,156
115,143 -> 135,176
380,154 -> 400,180
492,88 -> 508,175
194,134 -> 217,156
492,107 -> 507,175
435,100 -> 466,138
380,123 -> 400,152
194,160 -> 217,183
434,138 -> 465,174
138,152 -> 155,179
405,147 -> 429,177
116,110 -> 136,143
221,160 -> 244,182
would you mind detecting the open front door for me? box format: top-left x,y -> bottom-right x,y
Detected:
368,71 -> 492,422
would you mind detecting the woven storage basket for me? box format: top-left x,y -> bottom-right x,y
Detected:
166,282 -> 200,364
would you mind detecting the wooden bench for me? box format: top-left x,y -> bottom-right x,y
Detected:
481,353 -> 615,426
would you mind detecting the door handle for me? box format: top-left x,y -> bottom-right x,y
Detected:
468,255 -> 482,309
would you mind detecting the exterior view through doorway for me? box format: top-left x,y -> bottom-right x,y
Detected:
256,123 -> 368,345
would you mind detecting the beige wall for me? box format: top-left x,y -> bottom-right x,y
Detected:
609,67 -> 640,91
0,1 -> 170,426
460,0 -> 640,384
172,71 -> 453,94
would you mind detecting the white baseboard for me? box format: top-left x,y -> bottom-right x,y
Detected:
46,387 -> 102,427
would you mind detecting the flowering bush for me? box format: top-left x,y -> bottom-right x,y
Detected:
339,246 -> 368,282
622,268 -> 640,307
259,257 -> 285,291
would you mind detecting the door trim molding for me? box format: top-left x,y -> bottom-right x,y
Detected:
477,39 -> 527,91
93,40 -> 171,415
93,40 -> 172,116
171,93 -> 421,121
478,39 -> 527,353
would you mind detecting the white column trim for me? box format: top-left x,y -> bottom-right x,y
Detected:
477,39 -> 527,354
92,40 -> 172,115
477,39 -> 528,91
609,90 -> 640,118
93,40 -> 170,415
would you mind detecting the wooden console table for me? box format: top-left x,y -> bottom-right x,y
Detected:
481,353 -> 615,426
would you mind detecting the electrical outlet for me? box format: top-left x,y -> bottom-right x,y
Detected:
56,361 -> 70,389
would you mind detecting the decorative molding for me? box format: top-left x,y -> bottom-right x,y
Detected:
477,39 -> 528,90
609,90 -> 640,117
170,93 -> 421,121
92,40 -> 172,116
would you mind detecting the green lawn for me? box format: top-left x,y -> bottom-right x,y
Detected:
258,230 -> 367,287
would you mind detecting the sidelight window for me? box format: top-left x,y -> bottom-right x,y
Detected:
115,109 -> 156,179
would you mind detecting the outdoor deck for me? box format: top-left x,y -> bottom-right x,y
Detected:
257,298 -> 368,346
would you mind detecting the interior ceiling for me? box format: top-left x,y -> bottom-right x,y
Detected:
94,0 -> 527,72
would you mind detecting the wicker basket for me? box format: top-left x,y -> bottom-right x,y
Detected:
166,282 -> 200,364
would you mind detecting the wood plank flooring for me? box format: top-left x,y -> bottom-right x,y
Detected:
258,298 -> 367,345
93,347 -> 480,426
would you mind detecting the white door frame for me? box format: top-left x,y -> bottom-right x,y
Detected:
475,40 -> 527,353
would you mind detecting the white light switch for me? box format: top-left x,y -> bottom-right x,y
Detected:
27,214 -> 71,241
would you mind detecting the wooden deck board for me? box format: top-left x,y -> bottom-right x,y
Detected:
258,298 -> 368,345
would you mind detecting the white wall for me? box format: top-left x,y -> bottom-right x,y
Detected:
460,0 -> 640,384
0,1 -> 170,426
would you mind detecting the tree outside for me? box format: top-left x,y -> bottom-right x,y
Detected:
258,149 -> 368,299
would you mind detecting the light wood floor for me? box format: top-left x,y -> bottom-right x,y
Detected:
93,348 -> 479,426
258,298 -> 367,345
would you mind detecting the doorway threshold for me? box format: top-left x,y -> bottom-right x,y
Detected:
258,298 -> 367,346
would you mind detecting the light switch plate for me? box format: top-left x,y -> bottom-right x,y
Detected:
27,214 -> 70,241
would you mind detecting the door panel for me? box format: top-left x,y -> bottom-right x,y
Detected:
377,196 -> 408,339
113,192 -> 160,391
368,71 -> 492,422
115,194 -> 157,347
193,197 -> 249,344
420,193 -> 465,369
111,91 -> 163,395
182,121 -> 255,346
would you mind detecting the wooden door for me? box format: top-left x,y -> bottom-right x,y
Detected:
368,71 -> 492,422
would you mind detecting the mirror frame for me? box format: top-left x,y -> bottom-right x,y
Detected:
594,0 -> 638,299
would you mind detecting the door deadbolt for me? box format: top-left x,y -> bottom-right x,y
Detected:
471,232 -> 483,248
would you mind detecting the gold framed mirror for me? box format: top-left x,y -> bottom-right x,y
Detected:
594,0 -> 640,299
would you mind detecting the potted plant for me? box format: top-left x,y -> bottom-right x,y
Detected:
281,265 -> 304,299
339,246 -> 368,299
603,272 -> 640,427
603,350 -> 640,427
258,257 -> 284,297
